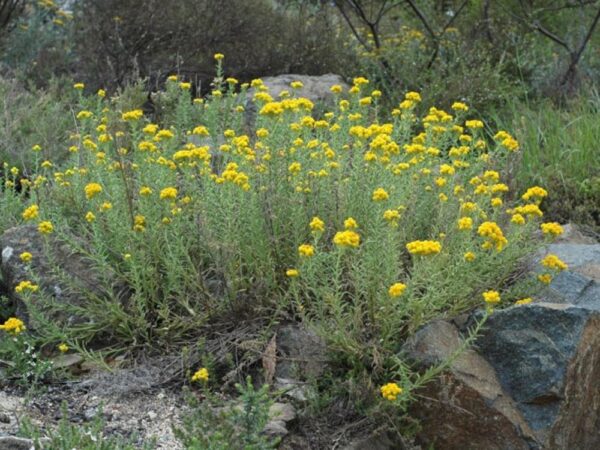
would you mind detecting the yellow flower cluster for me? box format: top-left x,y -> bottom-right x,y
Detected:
122,109 -> 144,121
477,222 -> 507,251
406,240 -> 442,256
541,222 -> 564,237
372,187 -> 389,201
85,182 -> 103,199
380,382 -> 402,401
0,317 -> 26,335
22,204 -> 39,221
541,254 -> 568,271
522,186 -> 548,202
482,290 -> 500,304
15,280 -> 39,294
160,187 -> 178,200
310,217 -> 325,233
388,282 -> 407,298
298,244 -> 315,257
38,221 -> 54,234
333,230 -> 360,248
191,367 -> 209,382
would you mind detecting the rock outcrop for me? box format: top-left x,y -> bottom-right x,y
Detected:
406,224 -> 600,449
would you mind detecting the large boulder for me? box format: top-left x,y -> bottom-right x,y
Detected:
476,302 -> 600,449
0,224 -> 119,330
402,320 -> 537,449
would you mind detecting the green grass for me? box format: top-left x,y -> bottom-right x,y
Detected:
493,89 -> 600,230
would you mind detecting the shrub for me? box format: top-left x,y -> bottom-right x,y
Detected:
70,0 -> 349,91
0,76 -> 76,170
3,64 -> 556,426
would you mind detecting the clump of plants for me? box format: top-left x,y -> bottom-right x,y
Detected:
0,56 -> 568,439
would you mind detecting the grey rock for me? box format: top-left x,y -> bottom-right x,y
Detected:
263,420 -> 288,437
0,436 -> 36,450
546,243 -> 600,271
402,320 -> 536,450
476,302 -> 600,448
268,403 -> 295,423
548,270 -> 593,303
276,324 -> 327,380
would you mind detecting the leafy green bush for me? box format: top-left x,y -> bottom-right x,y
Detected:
174,377 -> 278,449
70,0 -> 349,91
0,76 -> 76,170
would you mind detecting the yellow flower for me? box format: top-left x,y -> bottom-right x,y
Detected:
466,119 -> 484,129
179,82 -> 191,90
73,82 -> 85,90
22,204 -> 39,221
85,211 -> 96,223
406,240 -> 442,256
451,102 -> 469,112
143,124 -> 158,135
288,162 -> 302,174
160,187 -> 178,200
298,244 -> 315,257
167,75 -> 178,82
133,215 -> 146,232
0,317 -> 26,335
477,221 -> 508,251
256,128 -> 269,138
100,202 -> 113,211
84,183 -> 103,199
290,81 -> 303,89
58,343 -> 69,353
156,129 -> 174,140
383,209 -> 401,224
405,91 -> 421,102
139,186 -> 153,196
38,221 -> 54,234
541,254 -> 568,271
458,217 -> 473,230
15,280 -> 39,294
76,110 -> 93,120
388,282 -> 407,298
19,252 -> 33,262
541,222 -> 563,237
31,144 -> 42,152
333,230 -> 360,248
330,85 -> 343,94
310,217 -> 325,233
121,109 -> 144,121
343,217 -> 358,229
538,274 -> 553,284
286,269 -> 299,277
97,89 -> 106,98
483,290 -> 500,304
191,367 -> 209,382
511,214 -> 525,225
522,186 -> 548,202
464,251 -> 476,262
380,382 -> 402,401
214,53 -> 225,61
372,188 -> 389,202
515,298 -> 533,306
